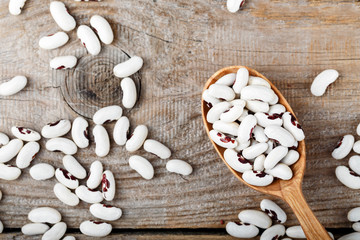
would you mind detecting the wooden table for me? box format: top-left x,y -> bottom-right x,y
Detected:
0,0 -> 360,239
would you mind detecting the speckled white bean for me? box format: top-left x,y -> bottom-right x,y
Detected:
63,155 -> 86,179
232,67 -> 249,93
93,125 -> 110,157
264,125 -> 296,147
253,154 -> 265,171
53,183 -> 79,206
348,207 -> 360,222
113,116 -> 130,146
0,139 -> 23,163
77,25 -> 101,55
252,126 -> 268,143
265,163 -> 293,180
208,84 -> 235,101
46,138 -> 77,155
144,139 -> 171,159
264,146 -> 288,170
93,105 -> 122,125
9,0 -> 27,15
55,168 -> 79,189
213,121 -> 239,136
102,170 -> 116,201
113,56 -> 144,78
209,130 -> 237,149
202,89 -> 221,107
21,223 -> 50,236
220,104 -> 244,122
11,126 -> 40,142
248,76 -> 271,88
260,224 -> 285,240
349,155 -> 360,175
50,1 -> 76,31
282,112 -> 305,141
39,32 -> 69,50
121,77 -> 137,109
129,155 -> 154,180
87,160 -> 103,189
90,203 -> 122,221
80,220 -> 112,237
338,232 -> 360,240
125,125 -> 148,152
0,132 -> 9,146
166,159 -> 193,176
0,163 -> 21,180
42,119 -> 71,138
216,73 -> 236,86
238,210 -> 272,229
224,149 -> 252,173
50,56 -> 77,70
30,163 -> 55,180
71,116 -> 89,149
237,115 -> 257,143
242,170 -> 274,187
254,112 -> 283,128
16,141 -> 40,169
226,0 -> 246,13
310,69 -> 339,97
332,135 -> 355,160
336,166 -> 360,189
42,222 -> 67,240
268,104 -> 286,115
240,85 -> 276,103
75,185 -> 103,203
206,102 -> 232,124
281,150 -> 300,166
242,142 -> 268,160
246,100 -> 269,113
90,15 -> 113,44
28,207 -> 61,224
260,199 -> 287,224
0,76 -> 27,96
225,221 -> 259,238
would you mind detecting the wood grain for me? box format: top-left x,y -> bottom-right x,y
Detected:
0,0 -> 359,235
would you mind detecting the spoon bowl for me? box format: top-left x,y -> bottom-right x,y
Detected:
201,66 -> 331,240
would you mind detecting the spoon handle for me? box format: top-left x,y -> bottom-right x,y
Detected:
283,187 -> 332,240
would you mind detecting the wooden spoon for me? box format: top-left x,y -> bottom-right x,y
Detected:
201,66 -> 331,240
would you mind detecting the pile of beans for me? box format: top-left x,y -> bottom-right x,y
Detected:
203,68 -> 305,187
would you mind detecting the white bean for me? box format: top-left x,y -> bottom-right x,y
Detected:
0,139 -> 23,163
71,116 -> 89,148
225,221 -> 259,238
50,1 -> 76,32
90,203 -> 122,221
53,183 -> 79,206
22,223 -> 50,236
0,221 -> 2,233
260,199 -> 287,224
0,76 -> 27,96
242,142 -> 268,160
102,170 -> 116,201
0,190 -> 2,200
226,0 -> 246,13
248,76 -> 271,88
93,105 -> 122,124
264,125 -> 296,147
42,222 -> 67,240
113,56 -> 144,78
93,125 -> 110,157
121,77 -> 137,109
202,89 -> 221,108
90,15 -> 113,44
285,225 -> 305,238
255,112 -> 283,128
87,160 -> 103,189
353,222 -> 360,232
238,109 -> 248,121
16,141 -> 40,169
220,104 -> 244,122
357,123 -> 360,136
332,135 -> 354,160
46,138 -> 77,155
348,207 -> 360,222
75,185 -> 103,203
206,102 -> 232,124
310,69 -> 339,96
129,155 -> 154,180
240,85 -> 276,103
144,139 -> 171,159
260,224 -> 285,240
63,236 -> 76,240
349,155 -> 360,175
0,132 -> 9,146
28,207 -> 61,224
125,125 -> 148,152
209,130 -> 237,149
39,32 -> 69,50
208,84 -> 235,101
242,170 -> 274,187
268,104 -> 286,115
213,121 -> 238,136
113,116 -> 130,146
233,67 -> 249,93
50,56 -> 77,70
9,0 -> 27,15
281,150 -> 300,166
265,163 -> 293,180
338,232 -> 360,240
41,119 -> 71,138
11,126 -> 40,142
80,220 -> 112,237
264,146 -> 288,170
216,73 -> 236,86
0,163 -> 21,180
166,159 -> 193,176
235,139 -> 250,152
253,154 -> 265,171
237,115 -> 257,143
77,25 -> 101,55
353,140 -> 360,154
224,149 -> 252,173
30,163 -> 55,180
63,155 -> 86,179
282,112 -> 305,141
252,126 -> 268,143
55,168 -> 79,189
238,209 -> 272,229
335,166 -> 360,189
246,100 -> 269,113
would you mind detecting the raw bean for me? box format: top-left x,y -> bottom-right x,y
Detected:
0,163 -> 21,180
21,223 -> 49,236
28,207 -> 61,224
30,163 -> 55,180
242,142 -> 268,160
166,159 -> 193,176
209,130 -> 237,149
238,209 -> 272,229
253,154 -> 265,171
237,115 -> 257,143
71,116 -> 89,148
113,56 -> 144,78
282,112 -> 305,141
206,102 -> 232,123
50,1 -> 76,32
8,0 -> 27,15
240,85 -> 276,103
39,32 -> 69,50
252,126 -> 268,143
0,139 -> 23,163
202,89 -> 221,108
0,132 -> 9,146
310,69 -> 339,96
77,25 -> 101,55
265,139 -> 276,154
269,94 -> 279,105
268,104 -> 286,115
248,76 -> 271,88
348,207 -> 360,222
93,125 -> 110,157
0,76 -> 27,96
90,15 -> 114,44
93,105 -> 122,124
125,125 -> 148,152
238,109 -> 248,121
339,232 -> 360,240
102,170 -> 116,201
265,163 -> 293,180
255,112 -> 283,128
89,203 -> 122,221
264,146 -> 288,170
352,222 -> 360,232
63,236 -> 76,240
16,141 -> 40,169
55,168 -> 79,189
87,160 -> 103,189
260,199 -> 287,224
332,135 -> 354,160
220,104 -> 244,122
216,73 -> 236,86
53,183 -> 79,206
0,190 -> 2,200
45,137 -> 77,155
80,220 -> 112,237
280,150 -> 300,165
226,0 -> 246,13
113,116 -> 130,146
75,185 -> 103,204
63,155 -> 86,179
11,126 -> 40,142
42,222 -> 66,240
242,170 -> 274,187
282,239 -> 292,240
144,139 -> 171,159
121,77 -> 137,109
224,149 -> 252,173
233,67 -> 249,93
225,221 -> 259,238
353,140 -> 360,154
349,155 -> 360,175
336,166 -> 360,189
260,224 -> 285,240
231,99 -> 246,108
208,84 -> 235,101
357,123 -> 360,136
213,120 -> 239,136
235,139 -> 250,151
129,155 -> 154,180
0,221 -> 2,233
246,100 -> 269,113
264,125 -> 296,147
42,119 -> 71,138
285,225 -> 305,238
50,56 -> 77,70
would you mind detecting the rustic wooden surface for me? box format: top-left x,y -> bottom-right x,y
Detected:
1,0 -> 360,238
